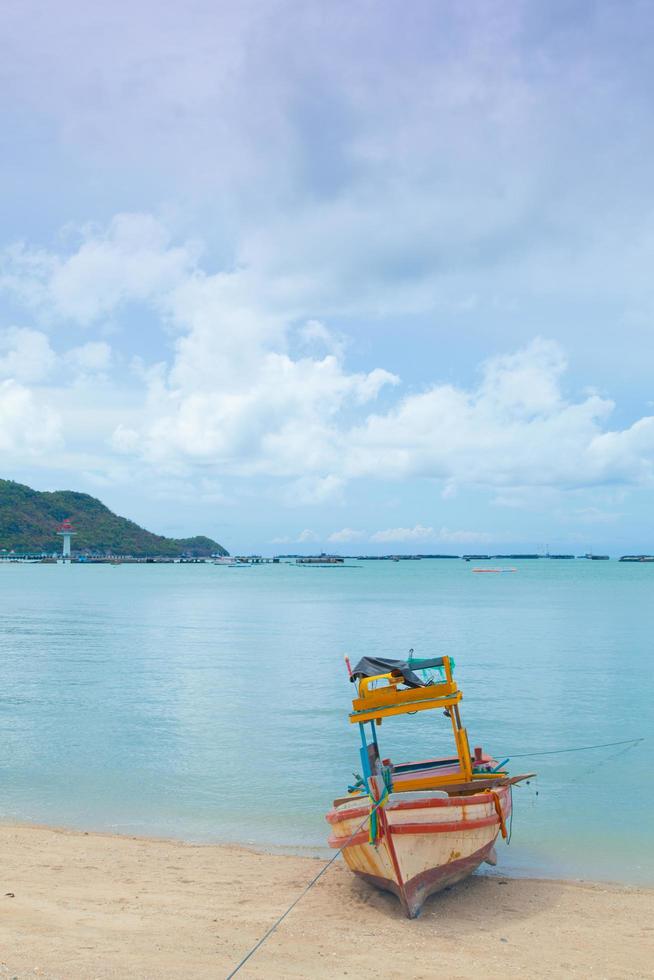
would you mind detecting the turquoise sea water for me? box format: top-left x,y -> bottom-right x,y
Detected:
0,560 -> 652,884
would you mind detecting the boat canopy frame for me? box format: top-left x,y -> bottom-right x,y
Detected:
349,655 -> 473,790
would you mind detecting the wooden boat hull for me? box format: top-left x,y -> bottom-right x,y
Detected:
326,785 -> 510,918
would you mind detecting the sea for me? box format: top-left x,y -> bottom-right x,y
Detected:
0,559 -> 652,885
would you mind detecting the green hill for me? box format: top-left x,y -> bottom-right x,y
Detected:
0,479 -> 228,557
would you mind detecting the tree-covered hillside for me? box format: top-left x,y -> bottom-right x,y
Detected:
0,479 -> 228,557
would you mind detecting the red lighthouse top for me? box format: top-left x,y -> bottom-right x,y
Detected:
57,518 -> 76,533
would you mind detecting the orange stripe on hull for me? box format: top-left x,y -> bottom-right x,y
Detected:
326,789 -> 505,826
329,811 -> 505,846
327,830 -> 369,848
388,814 -> 499,835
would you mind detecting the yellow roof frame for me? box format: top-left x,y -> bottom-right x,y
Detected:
349,655 -> 459,723
348,655 -> 473,782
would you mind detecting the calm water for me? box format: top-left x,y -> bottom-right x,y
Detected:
0,560 -> 651,884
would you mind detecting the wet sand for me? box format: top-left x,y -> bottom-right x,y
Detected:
0,823 -> 652,979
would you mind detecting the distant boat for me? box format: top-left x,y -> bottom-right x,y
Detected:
619,555 -> 654,562
472,567 -> 517,573
492,554 -> 540,559
585,553 -> 610,560
296,555 -> 344,566
214,555 -> 279,565
326,655 -> 533,917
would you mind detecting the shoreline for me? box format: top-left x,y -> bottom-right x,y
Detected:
1,822 -> 652,979
3,816 -> 649,889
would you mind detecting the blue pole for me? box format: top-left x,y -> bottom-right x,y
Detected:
359,723 -> 371,783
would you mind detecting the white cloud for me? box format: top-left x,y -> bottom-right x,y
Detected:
284,475 -> 346,506
3,217 -> 654,509
370,524 -> 493,544
0,379 -> 62,453
1,214 -> 196,325
110,424 -> 141,454
0,327 -> 112,390
145,476 -> 228,505
298,319 -> 345,358
328,527 -> 364,543
370,524 -> 434,543
492,491 -> 536,509
346,339 -> 654,491
0,327 -> 57,383
297,529 -> 319,542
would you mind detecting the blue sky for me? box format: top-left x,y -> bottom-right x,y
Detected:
1,0 -> 654,554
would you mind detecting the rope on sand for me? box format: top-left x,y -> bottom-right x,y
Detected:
226,735 -> 644,976
225,805 -> 381,979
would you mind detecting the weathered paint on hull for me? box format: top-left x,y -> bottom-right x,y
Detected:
354,839 -> 496,917
326,785 -> 511,917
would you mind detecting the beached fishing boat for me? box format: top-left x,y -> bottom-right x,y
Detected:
326,655 -> 533,917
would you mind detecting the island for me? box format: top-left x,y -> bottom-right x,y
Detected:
0,479 -> 228,559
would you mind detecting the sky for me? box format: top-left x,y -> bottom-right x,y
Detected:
1,0 -> 654,555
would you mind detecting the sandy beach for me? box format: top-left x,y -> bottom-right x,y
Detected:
0,824 -> 651,979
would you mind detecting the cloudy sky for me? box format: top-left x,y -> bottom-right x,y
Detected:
2,0 -> 654,554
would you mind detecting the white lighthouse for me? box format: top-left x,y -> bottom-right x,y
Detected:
56,518 -> 76,561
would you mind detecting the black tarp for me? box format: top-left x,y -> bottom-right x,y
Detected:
350,656 -> 444,689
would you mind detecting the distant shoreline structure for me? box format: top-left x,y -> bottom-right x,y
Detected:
0,553 -> 228,564
4,551 -> 654,564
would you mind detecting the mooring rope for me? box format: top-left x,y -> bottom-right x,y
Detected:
225,734 -> 644,977
561,737 -> 643,788
497,736 -> 644,760
225,804 -> 381,979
